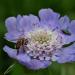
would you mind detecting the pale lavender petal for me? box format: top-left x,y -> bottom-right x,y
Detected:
19,15 -> 39,32
23,59 -> 51,70
59,16 -> 70,30
5,16 -> 24,42
5,31 -> 22,43
17,15 -> 22,22
3,46 -> 17,58
3,46 -> 51,70
16,54 -> 31,63
16,15 -> 23,32
39,20 -> 60,30
68,20 -> 75,34
39,8 -> 60,30
62,34 -> 75,44
39,8 -> 60,22
29,14 -> 39,25
16,53 -> 51,70
5,17 -> 17,32
53,44 -> 75,63
19,16 -> 31,32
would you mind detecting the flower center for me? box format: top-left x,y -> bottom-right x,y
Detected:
24,28 -> 63,61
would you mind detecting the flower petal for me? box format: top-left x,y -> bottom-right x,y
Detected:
5,17 -> 17,32
3,46 -> 51,70
39,8 -> 60,30
5,31 -> 22,43
29,14 -> 39,25
68,20 -> 75,35
16,54 -> 31,64
59,16 -> 70,30
53,44 -> 75,63
16,52 -> 51,70
62,34 -> 75,44
17,15 -> 22,22
3,46 -> 17,58
22,59 -> 51,70
39,8 -> 60,22
19,15 -> 39,32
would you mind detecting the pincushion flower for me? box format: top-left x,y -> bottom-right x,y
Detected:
3,8 -> 75,70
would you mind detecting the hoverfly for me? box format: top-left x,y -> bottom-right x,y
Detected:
15,37 -> 29,55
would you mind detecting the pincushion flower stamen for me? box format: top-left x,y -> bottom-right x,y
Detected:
3,8 -> 75,70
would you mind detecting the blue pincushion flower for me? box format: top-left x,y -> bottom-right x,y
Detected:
3,8 -> 75,70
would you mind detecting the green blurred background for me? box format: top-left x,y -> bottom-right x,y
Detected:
0,0 -> 75,75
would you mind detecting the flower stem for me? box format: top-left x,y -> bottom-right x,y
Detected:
4,63 -> 15,75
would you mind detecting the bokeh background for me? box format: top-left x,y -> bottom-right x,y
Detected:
0,0 -> 75,75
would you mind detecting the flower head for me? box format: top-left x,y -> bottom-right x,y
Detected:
3,8 -> 75,70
